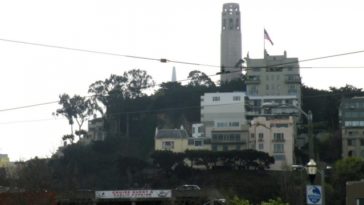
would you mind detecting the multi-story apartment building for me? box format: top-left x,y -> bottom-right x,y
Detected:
245,50 -> 301,98
339,97 -> 364,158
201,92 -> 249,151
249,116 -> 296,170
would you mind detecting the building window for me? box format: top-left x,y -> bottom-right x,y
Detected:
223,145 -> 228,151
194,140 -> 202,146
212,145 -> 217,151
162,141 -> 174,150
233,96 -> 241,101
236,145 -> 241,150
216,122 -> 227,127
188,139 -> 194,145
229,122 -> 239,127
258,143 -> 264,150
361,139 -> 364,146
348,139 -> 355,146
273,144 -> 284,153
212,96 -> 220,102
258,133 -> 264,141
273,133 -> 284,142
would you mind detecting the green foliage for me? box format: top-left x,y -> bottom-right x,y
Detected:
151,150 -> 274,172
333,157 -> 364,182
56,94 -> 93,141
229,196 -> 251,205
150,151 -> 184,174
261,198 -> 288,205
16,158 -> 52,192
187,70 -> 216,88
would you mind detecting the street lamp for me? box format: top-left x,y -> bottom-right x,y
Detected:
307,159 -> 317,185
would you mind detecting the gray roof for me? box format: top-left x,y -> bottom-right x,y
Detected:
155,129 -> 189,139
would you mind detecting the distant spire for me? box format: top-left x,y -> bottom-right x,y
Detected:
172,66 -> 177,82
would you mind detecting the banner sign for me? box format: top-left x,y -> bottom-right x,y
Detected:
95,190 -> 172,199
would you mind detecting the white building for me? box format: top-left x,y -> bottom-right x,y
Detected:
249,116 -> 296,170
201,92 -> 249,151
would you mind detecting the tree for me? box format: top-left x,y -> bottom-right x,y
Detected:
150,151 -> 184,175
55,94 -> 93,141
123,69 -> 155,98
16,157 -> 52,192
331,157 -> 364,205
88,69 -> 155,113
187,70 -> 215,87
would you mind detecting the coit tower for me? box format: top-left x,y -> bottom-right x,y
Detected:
220,3 -> 242,83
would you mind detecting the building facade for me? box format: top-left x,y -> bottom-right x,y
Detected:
246,95 -> 300,119
245,50 -> 301,102
339,97 -> 364,158
201,92 -> 249,151
0,154 -> 9,167
154,128 -> 211,153
87,118 -> 106,141
220,3 -> 242,83
249,116 -> 296,170
201,92 -> 247,136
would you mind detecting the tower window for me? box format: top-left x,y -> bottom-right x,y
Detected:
229,18 -> 233,30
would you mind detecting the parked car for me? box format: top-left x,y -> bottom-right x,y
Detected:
175,184 -> 201,191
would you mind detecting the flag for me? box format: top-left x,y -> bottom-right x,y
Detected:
264,29 -> 274,45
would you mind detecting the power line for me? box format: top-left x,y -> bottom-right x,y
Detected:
0,37 -> 363,112
1,38 -> 364,70
0,38 -> 219,68
0,117 -> 62,125
2,90 -> 364,125
0,101 -> 59,113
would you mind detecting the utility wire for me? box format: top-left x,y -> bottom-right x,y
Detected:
1,90 -> 364,125
1,38 -> 364,70
0,38 -> 219,68
0,37 -> 363,112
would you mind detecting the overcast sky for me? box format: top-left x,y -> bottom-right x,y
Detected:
0,0 -> 363,161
